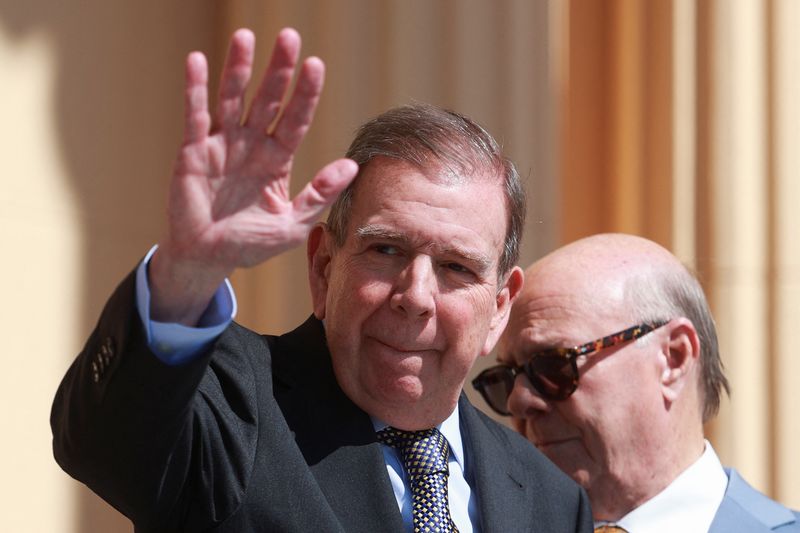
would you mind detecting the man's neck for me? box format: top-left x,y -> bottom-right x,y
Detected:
595,441 -> 728,532
591,434 -> 706,520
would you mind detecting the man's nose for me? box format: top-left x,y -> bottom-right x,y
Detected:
390,256 -> 436,318
507,374 -> 550,418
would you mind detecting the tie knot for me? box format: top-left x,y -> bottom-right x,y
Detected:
594,525 -> 628,533
376,427 -> 450,477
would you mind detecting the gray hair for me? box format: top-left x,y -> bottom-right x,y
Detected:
626,267 -> 730,423
326,103 -> 526,277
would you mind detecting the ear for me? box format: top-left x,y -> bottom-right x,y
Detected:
480,266 -> 524,357
660,318 -> 701,403
307,223 -> 333,320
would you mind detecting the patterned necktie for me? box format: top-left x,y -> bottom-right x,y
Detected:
377,427 -> 459,533
594,525 -> 629,532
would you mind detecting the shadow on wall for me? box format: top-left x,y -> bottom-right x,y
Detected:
0,1 -> 218,531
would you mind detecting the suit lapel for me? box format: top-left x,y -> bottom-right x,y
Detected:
272,317 -> 405,533
709,468 -> 798,532
459,395 -> 536,532
710,497 -> 773,532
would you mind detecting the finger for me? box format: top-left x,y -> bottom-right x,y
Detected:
183,52 -> 210,144
292,159 -> 359,224
244,27 -> 301,131
215,28 -> 256,130
271,56 -> 325,153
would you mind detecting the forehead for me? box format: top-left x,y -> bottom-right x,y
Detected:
505,293 -> 590,348
352,156 -> 503,198
502,272 -> 628,358
347,159 -> 508,255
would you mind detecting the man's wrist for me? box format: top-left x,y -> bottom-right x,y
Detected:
148,242 -> 232,326
136,245 -> 237,365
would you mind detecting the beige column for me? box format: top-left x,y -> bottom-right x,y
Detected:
671,0 -> 697,266
559,0 -> 674,246
705,0 -> 770,491
772,0 -> 800,509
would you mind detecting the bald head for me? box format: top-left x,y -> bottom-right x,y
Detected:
505,233 -> 729,423
516,234 -> 681,326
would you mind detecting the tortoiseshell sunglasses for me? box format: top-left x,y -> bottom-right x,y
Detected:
472,321 -> 668,415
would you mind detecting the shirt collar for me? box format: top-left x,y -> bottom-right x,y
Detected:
603,440 -> 728,533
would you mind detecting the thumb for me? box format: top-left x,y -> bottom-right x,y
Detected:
292,158 -> 359,224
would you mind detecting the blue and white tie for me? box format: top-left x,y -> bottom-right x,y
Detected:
377,427 -> 459,533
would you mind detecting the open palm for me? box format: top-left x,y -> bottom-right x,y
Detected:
151,28 -> 357,324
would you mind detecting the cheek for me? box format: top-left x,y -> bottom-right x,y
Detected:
437,304 -> 485,371
423,299 -> 489,391
566,388 -> 638,462
537,396 -> 599,451
442,289 -> 495,336
327,266 -> 391,314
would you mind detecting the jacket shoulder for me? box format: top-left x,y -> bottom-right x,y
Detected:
711,468 -> 800,532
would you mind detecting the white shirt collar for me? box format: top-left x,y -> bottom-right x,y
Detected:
598,440 -> 728,533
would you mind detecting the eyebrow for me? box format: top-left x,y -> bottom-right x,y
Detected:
355,224 -> 494,273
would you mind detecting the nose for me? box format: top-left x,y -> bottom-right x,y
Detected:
390,256 -> 436,318
507,374 -> 550,419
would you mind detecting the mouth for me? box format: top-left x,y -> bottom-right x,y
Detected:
369,336 -> 439,355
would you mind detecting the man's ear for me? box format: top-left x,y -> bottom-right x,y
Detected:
660,318 -> 701,403
481,266 -> 524,357
307,223 -> 333,320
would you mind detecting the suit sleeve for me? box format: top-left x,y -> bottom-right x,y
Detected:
50,270 -> 262,531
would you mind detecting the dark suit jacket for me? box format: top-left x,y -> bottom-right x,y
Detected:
51,271 -> 592,532
709,468 -> 800,532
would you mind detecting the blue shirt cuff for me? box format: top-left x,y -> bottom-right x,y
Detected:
135,245 -> 237,365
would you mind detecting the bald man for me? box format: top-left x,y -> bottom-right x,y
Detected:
473,233 -> 800,532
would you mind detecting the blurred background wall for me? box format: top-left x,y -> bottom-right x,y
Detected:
1,0 -> 796,531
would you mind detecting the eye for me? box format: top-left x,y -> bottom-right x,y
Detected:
372,244 -> 400,256
442,262 -> 473,275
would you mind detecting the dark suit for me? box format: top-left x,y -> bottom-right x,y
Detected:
51,271 -> 592,532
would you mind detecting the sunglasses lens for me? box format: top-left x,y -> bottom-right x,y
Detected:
527,355 -> 577,400
473,366 -> 515,415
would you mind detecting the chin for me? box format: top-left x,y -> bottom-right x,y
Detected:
368,374 -> 426,406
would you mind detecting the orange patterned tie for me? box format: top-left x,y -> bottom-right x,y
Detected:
594,526 -> 628,533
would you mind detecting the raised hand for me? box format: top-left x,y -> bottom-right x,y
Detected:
149,28 -> 358,325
